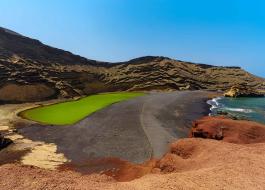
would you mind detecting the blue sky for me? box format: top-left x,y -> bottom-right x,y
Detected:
0,0 -> 265,77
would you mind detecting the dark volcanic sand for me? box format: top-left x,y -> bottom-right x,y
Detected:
17,91 -> 213,165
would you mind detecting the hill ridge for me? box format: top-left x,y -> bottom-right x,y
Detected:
0,27 -> 264,103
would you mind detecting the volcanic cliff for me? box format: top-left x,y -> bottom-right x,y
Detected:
0,27 -> 264,103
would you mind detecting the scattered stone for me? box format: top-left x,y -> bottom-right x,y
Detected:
217,110 -> 228,115
191,129 -> 209,139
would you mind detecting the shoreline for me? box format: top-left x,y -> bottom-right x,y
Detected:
5,91 -> 265,189
207,95 -> 265,124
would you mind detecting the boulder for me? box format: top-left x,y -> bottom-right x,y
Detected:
0,133 -> 12,150
224,85 -> 264,97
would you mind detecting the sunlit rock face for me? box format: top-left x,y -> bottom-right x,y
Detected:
224,84 -> 264,97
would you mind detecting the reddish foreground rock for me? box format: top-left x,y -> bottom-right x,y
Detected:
1,116 -> 265,189
190,116 -> 265,144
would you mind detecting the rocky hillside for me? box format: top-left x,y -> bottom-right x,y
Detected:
0,27 -> 264,103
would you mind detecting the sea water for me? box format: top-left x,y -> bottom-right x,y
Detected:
207,96 -> 265,124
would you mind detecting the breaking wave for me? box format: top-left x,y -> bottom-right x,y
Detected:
207,97 -> 253,114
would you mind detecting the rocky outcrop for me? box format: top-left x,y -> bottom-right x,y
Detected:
0,133 -> 12,150
190,116 -> 265,144
224,84 -> 264,97
1,27 -> 265,103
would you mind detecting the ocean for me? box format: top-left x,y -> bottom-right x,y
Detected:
207,96 -> 265,124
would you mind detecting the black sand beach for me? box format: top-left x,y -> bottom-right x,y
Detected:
17,91 -> 213,165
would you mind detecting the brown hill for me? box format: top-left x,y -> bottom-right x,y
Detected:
0,27 -> 264,103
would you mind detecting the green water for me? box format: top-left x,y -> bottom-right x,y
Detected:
19,92 -> 145,125
208,97 -> 265,124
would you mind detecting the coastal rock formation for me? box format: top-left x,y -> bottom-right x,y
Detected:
190,116 -> 265,144
224,84 -> 264,97
1,27 -> 265,103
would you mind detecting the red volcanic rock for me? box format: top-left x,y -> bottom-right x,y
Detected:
190,116 -> 265,144
60,157 -> 158,182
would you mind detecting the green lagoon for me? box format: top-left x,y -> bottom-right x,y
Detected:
19,92 -> 144,125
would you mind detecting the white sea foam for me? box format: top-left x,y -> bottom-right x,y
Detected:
207,97 -> 223,112
207,97 -> 253,114
212,97 -> 222,106
207,97 -> 223,116
224,108 -> 253,113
